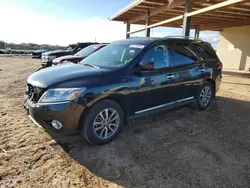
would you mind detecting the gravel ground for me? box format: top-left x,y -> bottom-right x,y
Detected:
0,56 -> 250,188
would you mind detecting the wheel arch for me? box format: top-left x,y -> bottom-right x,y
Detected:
204,78 -> 216,97
105,94 -> 129,124
77,94 -> 129,130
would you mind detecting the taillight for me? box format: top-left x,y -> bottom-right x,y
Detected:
217,61 -> 223,68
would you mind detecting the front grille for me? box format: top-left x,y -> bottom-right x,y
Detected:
41,56 -> 47,62
26,84 -> 46,103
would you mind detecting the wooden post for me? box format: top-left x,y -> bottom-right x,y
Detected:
182,0 -> 192,37
125,0 -> 245,35
146,11 -> 150,37
126,23 -> 130,39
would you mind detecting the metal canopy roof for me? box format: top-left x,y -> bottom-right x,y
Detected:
109,0 -> 250,31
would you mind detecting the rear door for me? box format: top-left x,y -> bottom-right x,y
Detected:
167,41 -> 204,99
192,42 -> 222,91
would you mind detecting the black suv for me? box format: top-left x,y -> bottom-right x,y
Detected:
41,42 -> 98,67
24,37 -> 222,145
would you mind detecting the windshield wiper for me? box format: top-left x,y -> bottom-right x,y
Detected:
82,63 -> 99,69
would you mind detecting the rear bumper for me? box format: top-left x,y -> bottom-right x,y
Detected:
215,74 -> 222,93
24,95 -> 85,130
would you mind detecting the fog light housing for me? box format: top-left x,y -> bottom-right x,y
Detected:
51,120 -> 63,129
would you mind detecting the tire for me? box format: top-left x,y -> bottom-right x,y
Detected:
80,100 -> 124,145
192,81 -> 213,111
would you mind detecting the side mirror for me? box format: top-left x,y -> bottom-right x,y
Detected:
138,60 -> 154,71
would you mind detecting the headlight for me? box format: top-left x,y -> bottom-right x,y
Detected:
38,88 -> 86,103
43,55 -> 56,61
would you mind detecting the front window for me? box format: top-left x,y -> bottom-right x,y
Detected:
79,43 -> 143,68
75,45 -> 98,57
140,44 -> 171,69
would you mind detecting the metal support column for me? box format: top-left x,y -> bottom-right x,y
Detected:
126,23 -> 130,39
146,10 -> 150,37
195,27 -> 200,38
182,0 -> 192,37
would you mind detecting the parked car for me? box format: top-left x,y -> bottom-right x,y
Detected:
24,37 -> 222,145
52,44 -> 107,65
41,42 -> 98,67
0,49 -> 5,54
32,49 -> 49,59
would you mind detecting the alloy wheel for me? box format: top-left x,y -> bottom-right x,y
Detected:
93,108 -> 120,140
199,86 -> 212,107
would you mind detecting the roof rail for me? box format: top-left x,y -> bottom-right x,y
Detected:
163,36 -> 202,41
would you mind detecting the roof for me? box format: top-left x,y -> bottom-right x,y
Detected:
109,0 -> 250,31
90,44 -> 108,47
111,36 -> 209,47
112,37 -> 162,45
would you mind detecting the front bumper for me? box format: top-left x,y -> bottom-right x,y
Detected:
24,95 -> 85,130
32,54 -> 41,59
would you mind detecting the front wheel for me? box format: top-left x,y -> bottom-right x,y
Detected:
193,81 -> 213,110
80,100 -> 124,145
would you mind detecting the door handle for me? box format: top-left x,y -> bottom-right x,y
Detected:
166,75 -> 175,80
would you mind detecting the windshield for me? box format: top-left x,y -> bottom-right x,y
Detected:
79,43 -> 143,68
75,45 -> 98,57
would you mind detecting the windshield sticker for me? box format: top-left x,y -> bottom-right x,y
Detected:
129,44 -> 144,49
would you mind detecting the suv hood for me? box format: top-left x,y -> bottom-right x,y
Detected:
27,63 -> 108,88
53,55 -> 85,64
42,49 -> 73,56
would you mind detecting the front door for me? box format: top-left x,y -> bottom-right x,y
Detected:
128,43 -> 182,115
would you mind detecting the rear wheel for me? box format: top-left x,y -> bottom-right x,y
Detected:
193,81 -> 213,110
80,100 -> 124,145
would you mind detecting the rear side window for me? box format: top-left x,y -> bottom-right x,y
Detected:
193,42 -> 216,60
170,43 -> 198,67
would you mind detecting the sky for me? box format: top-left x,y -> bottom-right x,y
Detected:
0,0 -> 219,48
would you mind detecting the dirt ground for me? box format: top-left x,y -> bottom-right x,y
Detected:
0,56 -> 250,188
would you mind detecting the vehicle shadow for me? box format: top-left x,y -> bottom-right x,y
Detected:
223,71 -> 250,78
46,96 -> 250,187
222,81 -> 250,86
